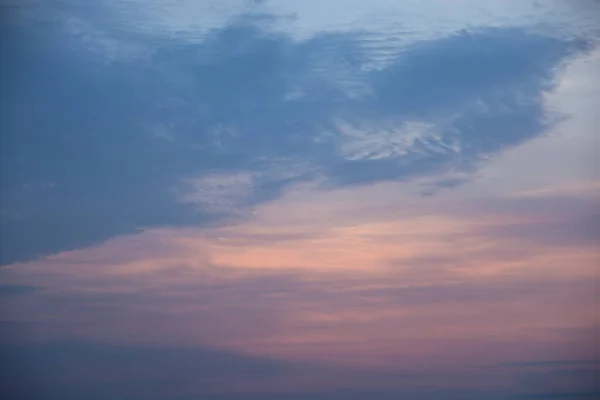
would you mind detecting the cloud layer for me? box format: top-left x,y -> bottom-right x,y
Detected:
0,1 -> 594,264
1,1 -> 599,399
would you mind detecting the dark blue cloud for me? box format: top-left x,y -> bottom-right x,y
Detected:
0,341 -> 312,400
3,341 -> 597,400
0,284 -> 38,297
0,340 -> 478,400
0,7 -> 590,264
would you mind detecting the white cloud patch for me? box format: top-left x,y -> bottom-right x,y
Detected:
333,119 -> 451,161
178,159 -> 314,215
180,172 -> 255,215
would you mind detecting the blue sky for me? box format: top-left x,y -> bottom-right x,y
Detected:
1,1 -> 599,399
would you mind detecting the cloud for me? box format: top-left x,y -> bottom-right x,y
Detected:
1,158 -> 598,397
2,2 -> 599,399
2,168 -> 597,365
179,159 -> 314,217
333,120 -> 441,161
1,340 -> 597,399
0,2 -> 593,266
0,340 -> 336,400
0,284 -> 38,297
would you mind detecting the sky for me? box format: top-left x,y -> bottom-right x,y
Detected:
0,0 -> 599,399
